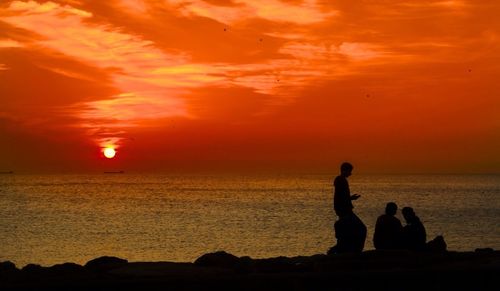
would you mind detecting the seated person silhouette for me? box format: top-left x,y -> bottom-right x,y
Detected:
373,202 -> 403,250
401,207 -> 427,250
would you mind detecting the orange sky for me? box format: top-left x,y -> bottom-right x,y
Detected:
0,0 -> 499,173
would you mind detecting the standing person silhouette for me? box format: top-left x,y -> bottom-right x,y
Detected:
334,162 -> 360,217
330,162 -> 367,253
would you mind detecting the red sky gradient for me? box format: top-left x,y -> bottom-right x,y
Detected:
1,0 -> 499,173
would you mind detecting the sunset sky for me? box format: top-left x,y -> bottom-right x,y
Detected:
1,0 -> 499,173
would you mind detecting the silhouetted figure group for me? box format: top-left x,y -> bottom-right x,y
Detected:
374,203 -> 427,250
329,162 -> 445,254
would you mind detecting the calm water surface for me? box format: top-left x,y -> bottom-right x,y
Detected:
0,174 -> 499,266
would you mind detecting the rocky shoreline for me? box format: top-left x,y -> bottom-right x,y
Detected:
1,249 -> 499,290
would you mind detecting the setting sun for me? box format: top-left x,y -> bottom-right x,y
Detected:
0,2 -> 499,289
103,147 -> 116,159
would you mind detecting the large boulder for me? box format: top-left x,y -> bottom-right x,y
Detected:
194,251 -> 241,270
22,263 -> 44,273
253,256 -> 302,273
331,213 -> 367,254
84,256 -> 128,272
475,247 -> 494,253
49,262 -> 85,274
426,235 -> 447,252
0,261 -> 18,276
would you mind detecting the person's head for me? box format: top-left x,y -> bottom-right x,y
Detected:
385,202 -> 398,216
340,162 -> 353,177
402,207 -> 416,222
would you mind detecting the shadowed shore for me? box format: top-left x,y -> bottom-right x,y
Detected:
1,249 -> 498,290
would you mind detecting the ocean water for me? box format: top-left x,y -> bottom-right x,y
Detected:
0,174 -> 498,267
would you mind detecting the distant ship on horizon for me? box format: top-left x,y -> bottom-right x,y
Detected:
104,171 -> 125,174
0,171 -> 14,174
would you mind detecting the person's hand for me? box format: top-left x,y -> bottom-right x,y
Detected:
351,194 -> 361,200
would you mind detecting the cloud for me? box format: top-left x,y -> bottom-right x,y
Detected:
338,42 -> 385,60
9,0 -> 92,17
0,47 -> 118,123
118,0 -> 147,13
175,0 -> 337,25
184,85 -> 270,121
399,0 -> 468,9
1,1 -> 194,146
0,38 -> 23,47
0,0 -> 398,141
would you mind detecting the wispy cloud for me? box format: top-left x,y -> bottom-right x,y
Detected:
0,38 -> 24,48
1,0 -> 390,138
399,0 -> 468,9
2,1 -> 195,147
175,0 -> 338,24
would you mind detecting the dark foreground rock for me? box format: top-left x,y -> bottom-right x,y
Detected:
1,250 -> 499,290
84,256 -> 128,272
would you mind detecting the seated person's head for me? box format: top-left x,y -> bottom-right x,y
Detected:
402,207 -> 416,222
385,202 -> 397,216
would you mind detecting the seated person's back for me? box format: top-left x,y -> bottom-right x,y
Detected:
401,207 -> 427,250
373,202 -> 403,250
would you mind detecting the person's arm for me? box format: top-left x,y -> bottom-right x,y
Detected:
350,194 -> 361,200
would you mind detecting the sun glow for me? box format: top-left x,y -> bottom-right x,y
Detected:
103,147 -> 116,159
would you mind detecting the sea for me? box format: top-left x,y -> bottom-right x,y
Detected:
0,174 -> 499,267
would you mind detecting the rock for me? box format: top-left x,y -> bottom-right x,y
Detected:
1,251 -> 499,290
49,262 -> 85,274
237,256 -> 255,273
84,256 -> 128,272
254,256 -> 298,273
475,247 -> 494,253
0,261 -> 18,276
426,235 -> 447,252
333,213 -> 367,254
194,251 -> 240,270
327,245 -> 338,255
22,263 -> 44,274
